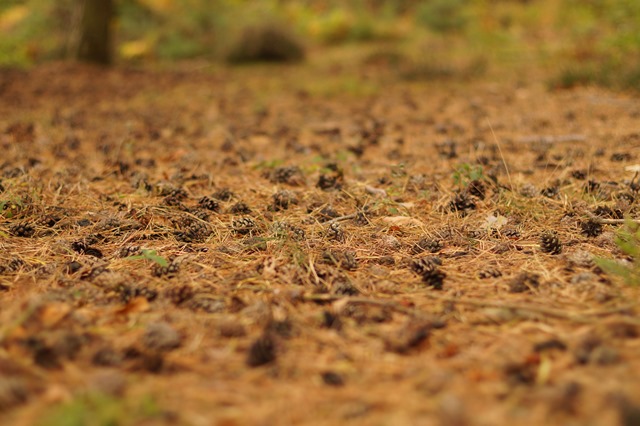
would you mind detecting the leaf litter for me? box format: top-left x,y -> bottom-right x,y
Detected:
0,62 -> 640,424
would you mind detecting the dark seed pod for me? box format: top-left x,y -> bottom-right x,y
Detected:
583,180 -> 600,193
332,280 -> 360,296
421,268 -> 446,290
593,206 -> 623,219
509,272 -> 540,293
187,296 -> 225,313
321,371 -> 345,387
119,245 -> 141,258
38,214 -> 61,228
412,238 -> 443,254
198,196 -> 220,212
269,166 -> 305,186
175,221 -> 212,243
246,332 -> 277,367
229,202 -> 251,214
317,205 -> 339,222
190,208 -> 211,221
9,222 -> 35,238
231,217 -> 256,235
271,222 -> 305,240
272,190 -> 298,211
448,191 -> 476,214
540,231 -> 562,255
212,188 -> 234,201
541,186 -> 559,199
0,258 -> 23,275
326,222 -> 345,242
163,195 -> 184,207
611,152 -> 631,162
478,267 -> 502,279
166,284 -> 195,305
352,211 -> 370,226
410,256 -> 442,275
317,174 -> 342,191
571,170 -> 587,180
151,261 -> 179,277
580,219 -> 603,238
467,180 -> 486,200
322,250 -> 358,270
501,227 -> 521,239
135,286 -> 158,302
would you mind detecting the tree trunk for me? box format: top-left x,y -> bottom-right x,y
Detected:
76,0 -> 113,65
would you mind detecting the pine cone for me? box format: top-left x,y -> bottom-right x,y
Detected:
421,268 -> 446,290
198,196 -> 220,212
412,238 -> 443,254
580,219 -> 603,237
540,232 -> 562,254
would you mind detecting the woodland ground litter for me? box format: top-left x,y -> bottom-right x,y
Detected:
1,53 -> 640,425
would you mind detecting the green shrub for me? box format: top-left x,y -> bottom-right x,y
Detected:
416,0 -> 468,34
226,22 -> 305,63
595,220 -> 640,286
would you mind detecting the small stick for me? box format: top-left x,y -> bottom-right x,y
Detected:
585,211 -> 640,225
326,213 -> 358,225
517,134 -> 587,144
418,292 -> 636,323
302,294 -> 427,317
302,293 -> 637,324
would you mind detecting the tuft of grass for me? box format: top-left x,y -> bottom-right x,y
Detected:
595,220 -> 640,286
124,249 -> 168,268
415,0 -> 469,34
452,163 -> 484,187
37,392 -> 162,426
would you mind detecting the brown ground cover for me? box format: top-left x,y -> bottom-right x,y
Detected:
1,58 -> 640,425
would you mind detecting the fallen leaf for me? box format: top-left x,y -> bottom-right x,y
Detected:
381,216 -> 424,227
482,213 -> 508,230
38,303 -> 71,328
114,297 -> 149,316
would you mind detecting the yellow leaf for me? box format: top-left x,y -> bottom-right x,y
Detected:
120,38 -> 153,59
381,216 -> 424,227
0,5 -> 29,32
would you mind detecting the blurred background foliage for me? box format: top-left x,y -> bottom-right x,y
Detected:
1,0 -> 640,90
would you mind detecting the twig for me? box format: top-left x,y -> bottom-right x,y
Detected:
517,134 -> 587,144
302,294 -> 428,317
586,211 -> 640,225
326,213 -> 358,225
302,293 -> 637,324
418,292 -> 636,323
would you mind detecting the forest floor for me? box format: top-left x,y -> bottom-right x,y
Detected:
1,50 -> 640,425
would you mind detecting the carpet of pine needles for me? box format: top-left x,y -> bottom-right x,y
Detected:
1,57 -> 640,425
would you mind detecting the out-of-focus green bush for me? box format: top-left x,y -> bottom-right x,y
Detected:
0,0 -> 639,93
549,0 -> 640,90
415,0 -> 468,34
225,22 -> 305,63
0,0 -> 76,65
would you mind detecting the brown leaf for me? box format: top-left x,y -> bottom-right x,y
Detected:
114,297 -> 149,316
37,303 -> 71,328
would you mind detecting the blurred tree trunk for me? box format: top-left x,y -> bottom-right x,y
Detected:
76,0 -> 113,65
